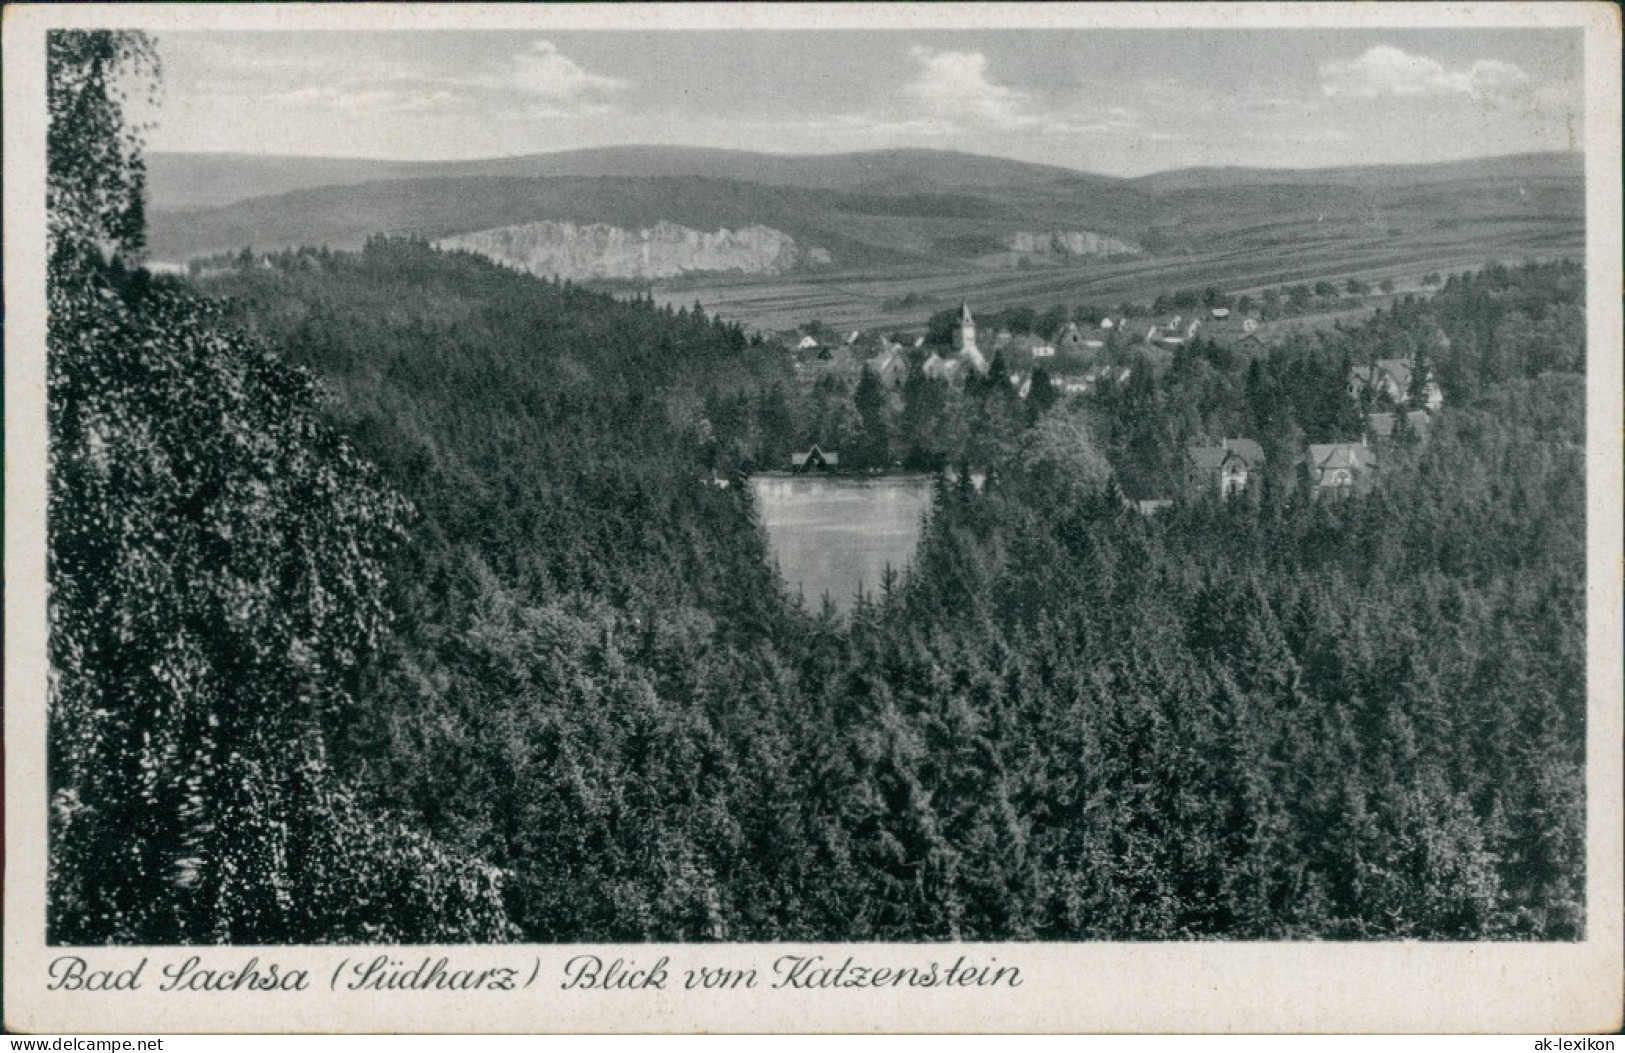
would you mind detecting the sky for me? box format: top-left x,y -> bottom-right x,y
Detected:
143,28 -> 1585,176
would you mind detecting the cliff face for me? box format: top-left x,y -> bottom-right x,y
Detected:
1006,230 -> 1142,256
437,220 -> 826,279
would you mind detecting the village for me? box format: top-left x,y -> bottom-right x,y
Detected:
767,289 -> 1447,506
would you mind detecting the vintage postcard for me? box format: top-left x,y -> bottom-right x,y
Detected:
5,1 -> 1621,1035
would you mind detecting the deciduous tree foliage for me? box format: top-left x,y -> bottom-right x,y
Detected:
47,31 -> 154,270
47,31 -> 511,943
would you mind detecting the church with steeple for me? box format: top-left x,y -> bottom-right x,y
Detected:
924,301 -> 990,383
953,300 -> 979,356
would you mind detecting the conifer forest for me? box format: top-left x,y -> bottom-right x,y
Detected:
46,31 -> 1588,945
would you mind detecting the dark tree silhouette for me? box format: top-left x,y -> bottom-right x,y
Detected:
47,31 -> 511,943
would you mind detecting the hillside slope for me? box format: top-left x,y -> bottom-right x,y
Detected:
146,147 -> 1584,282
148,145 -> 1131,210
1131,151 -> 1584,194
147,171 -> 1157,272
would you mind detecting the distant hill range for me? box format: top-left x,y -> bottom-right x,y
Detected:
1128,151 -> 1583,193
147,146 -> 1139,209
146,146 -> 1584,280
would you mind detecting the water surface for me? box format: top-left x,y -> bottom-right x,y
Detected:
750,474 -> 935,615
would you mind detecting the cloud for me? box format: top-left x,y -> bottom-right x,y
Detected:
831,113 -> 958,137
1049,109 -> 1141,137
510,40 -> 626,106
899,46 -> 1145,138
270,84 -> 470,116
904,46 -> 1031,128
1319,46 -> 1531,100
237,40 -> 628,121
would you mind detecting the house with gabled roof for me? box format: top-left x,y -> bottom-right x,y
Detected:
1187,437 -> 1266,498
1055,364 -> 1132,396
1202,317 -> 1265,352
922,351 -> 961,383
1054,321 -> 1106,357
1307,439 -> 1378,495
954,344 -> 989,378
1349,357 -> 1443,411
866,347 -> 910,389
790,445 -> 840,472
1001,333 -> 1056,366
1148,313 -> 1203,347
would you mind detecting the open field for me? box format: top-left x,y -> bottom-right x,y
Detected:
651,219 -> 1582,335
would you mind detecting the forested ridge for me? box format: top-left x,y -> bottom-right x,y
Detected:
48,31 -> 1586,944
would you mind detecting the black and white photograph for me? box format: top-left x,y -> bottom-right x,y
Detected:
5,2 -> 1621,1035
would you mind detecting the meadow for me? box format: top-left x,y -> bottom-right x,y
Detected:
651,214 -> 1582,335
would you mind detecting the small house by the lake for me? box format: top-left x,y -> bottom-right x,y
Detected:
790,445 -> 840,473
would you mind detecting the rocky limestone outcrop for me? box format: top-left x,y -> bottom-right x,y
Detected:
437,220 -> 823,280
1006,230 -> 1142,256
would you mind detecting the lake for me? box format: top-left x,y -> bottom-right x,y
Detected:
750,474 -> 936,615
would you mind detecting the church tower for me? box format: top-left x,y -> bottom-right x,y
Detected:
951,301 -> 988,376
952,301 -> 978,356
